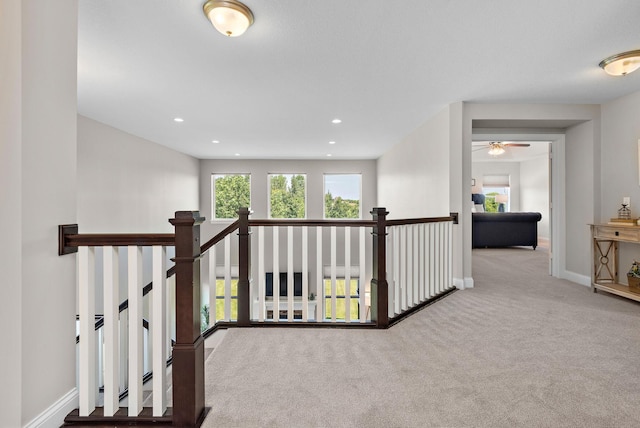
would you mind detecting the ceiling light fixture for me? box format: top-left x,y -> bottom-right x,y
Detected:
212,140 -> 220,144
332,119 -> 342,124
599,50 -> 640,76
174,117 -> 184,122
203,0 -> 254,37
329,141 -> 336,145
488,142 -> 505,156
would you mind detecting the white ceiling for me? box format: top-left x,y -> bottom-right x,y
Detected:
78,0 -> 640,160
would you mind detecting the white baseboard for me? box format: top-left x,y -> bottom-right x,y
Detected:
24,388 -> 78,428
561,270 -> 591,287
453,277 -> 474,290
453,277 -> 464,289
464,277 -> 474,289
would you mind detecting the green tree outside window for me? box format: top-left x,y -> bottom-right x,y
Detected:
269,174 -> 306,218
213,174 -> 250,219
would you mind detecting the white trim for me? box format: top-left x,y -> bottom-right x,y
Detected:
24,388 -> 78,428
453,277 -> 465,289
463,276 -> 474,289
561,270 -> 591,287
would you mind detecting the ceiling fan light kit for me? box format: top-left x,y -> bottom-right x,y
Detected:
488,142 -> 505,156
599,50 -> 640,76
203,0 -> 254,37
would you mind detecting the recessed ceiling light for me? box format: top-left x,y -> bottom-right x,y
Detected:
332,118 -> 342,124
173,117 -> 184,123
212,140 -> 220,144
235,153 -> 240,156
329,141 -> 336,145
326,154 -> 332,157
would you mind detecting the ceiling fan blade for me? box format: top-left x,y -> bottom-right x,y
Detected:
503,143 -> 530,147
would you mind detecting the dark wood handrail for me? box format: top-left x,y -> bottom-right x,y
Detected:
65,233 -> 175,247
201,220 -> 240,253
386,215 -> 456,227
249,219 -> 376,227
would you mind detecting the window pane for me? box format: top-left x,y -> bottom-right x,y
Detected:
324,279 -> 359,320
215,279 -> 238,321
269,174 -> 306,219
324,174 -> 361,219
212,174 -> 250,219
482,187 -> 510,213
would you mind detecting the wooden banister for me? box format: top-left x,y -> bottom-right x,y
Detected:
169,211 -> 208,427
371,207 -> 389,329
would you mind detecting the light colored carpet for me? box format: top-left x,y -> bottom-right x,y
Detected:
202,247 -> 640,427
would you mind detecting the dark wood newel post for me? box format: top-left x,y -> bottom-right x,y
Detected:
237,207 -> 251,327
371,207 -> 389,329
169,211 -> 208,427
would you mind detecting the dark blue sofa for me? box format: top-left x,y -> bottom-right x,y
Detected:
472,212 -> 542,249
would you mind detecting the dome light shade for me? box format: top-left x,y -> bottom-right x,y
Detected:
203,0 -> 254,37
488,142 -> 505,156
599,50 -> 640,76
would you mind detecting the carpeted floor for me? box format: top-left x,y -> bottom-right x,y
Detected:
201,247 -> 640,427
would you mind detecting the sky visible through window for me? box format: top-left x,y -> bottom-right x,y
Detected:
324,174 -> 361,200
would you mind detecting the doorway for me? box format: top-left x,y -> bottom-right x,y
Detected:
471,131 -> 565,278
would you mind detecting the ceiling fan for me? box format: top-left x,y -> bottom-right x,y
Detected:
473,141 -> 531,156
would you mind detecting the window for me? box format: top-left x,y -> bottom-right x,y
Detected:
324,279 -> 360,320
268,174 -> 306,219
324,174 -> 361,219
482,175 -> 510,213
211,174 -> 250,220
215,279 -> 238,321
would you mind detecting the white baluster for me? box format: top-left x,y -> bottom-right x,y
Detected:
78,246 -> 96,417
447,222 -> 453,289
330,226 -> 337,322
152,246 -> 167,416
273,226 -> 280,322
224,235 -> 231,320
127,246 -> 143,416
407,225 -> 413,307
419,224 -> 425,302
413,224 -> 419,306
316,227 -> 323,321
392,227 -> 400,316
258,226 -> 265,322
302,227 -> 309,321
287,226 -> 294,321
103,246 -> 119,416
344,227 -> 351,323
208,246 -> 216,325
359,227 -> 366,323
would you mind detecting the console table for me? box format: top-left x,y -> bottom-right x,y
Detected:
590,223 -> 640,302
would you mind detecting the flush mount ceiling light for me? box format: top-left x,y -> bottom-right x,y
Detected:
203,0 -> 254,37
599,50 -> 640,76
488,142 -> 505,156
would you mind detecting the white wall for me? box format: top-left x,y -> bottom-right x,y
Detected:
1,1 -> 80,426
601,90 -> 640,221
601,89 -> 640,280
0,0 -> 23,425
77,116 -> 200,233
377,104 -> 464,286
520,155 -> 550,239
377,107 -> 451,219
